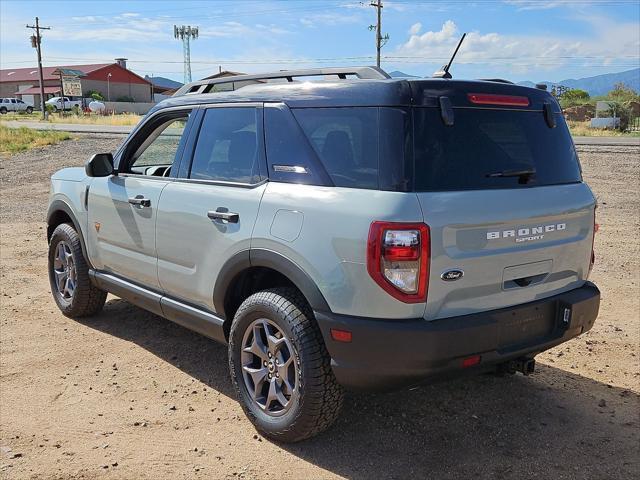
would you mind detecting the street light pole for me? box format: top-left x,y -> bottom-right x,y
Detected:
107,73 -> 112,101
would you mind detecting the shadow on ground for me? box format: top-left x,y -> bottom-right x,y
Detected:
80,298 -> 639,480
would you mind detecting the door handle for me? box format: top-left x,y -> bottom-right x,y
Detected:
207,209 -> 239,223
128,196 -> 151,207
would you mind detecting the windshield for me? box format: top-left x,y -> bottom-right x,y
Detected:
413,107 -> 582,191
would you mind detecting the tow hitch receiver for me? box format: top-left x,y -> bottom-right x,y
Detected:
497,358 -> 536,376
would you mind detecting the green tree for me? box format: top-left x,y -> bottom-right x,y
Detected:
86,90 -> 105,101
604,83 -> 639,131
608,83 -> 638,102
559,88 -> 590,109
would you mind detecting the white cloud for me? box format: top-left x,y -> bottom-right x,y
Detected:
408,23 -> 422,35
299,12 -> 364,28
70,15 -> 98,22
393,19 -> 640,74
504,1 -> 589,10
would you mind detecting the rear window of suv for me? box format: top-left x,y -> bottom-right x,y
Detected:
413,107 -> 581,191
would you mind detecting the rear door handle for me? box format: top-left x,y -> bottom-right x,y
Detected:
207,209 -> 239,223
128,196 -> 151,207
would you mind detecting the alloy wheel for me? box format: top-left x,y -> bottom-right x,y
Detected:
52,240 -> 76,301
241,318 -> 299,416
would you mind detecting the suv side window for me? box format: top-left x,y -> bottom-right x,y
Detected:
189,107 -> 262,184
124,112 -> 191,177
264,104 -> 331,186
292,107 -> 379,189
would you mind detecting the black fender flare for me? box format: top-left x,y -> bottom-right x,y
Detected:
213,248 -> 331,319
47,199 -> 90,264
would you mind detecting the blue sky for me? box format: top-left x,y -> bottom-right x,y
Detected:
1,0 -> 638,84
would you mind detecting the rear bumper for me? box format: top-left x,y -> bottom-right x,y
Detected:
315,282 -> 600,391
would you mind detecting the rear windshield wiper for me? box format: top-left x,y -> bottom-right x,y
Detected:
486,168 -> 536,184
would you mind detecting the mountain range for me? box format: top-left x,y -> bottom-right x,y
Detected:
389,68 -> 639,96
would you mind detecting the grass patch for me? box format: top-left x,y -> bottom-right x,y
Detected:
568,121 -> 640,137
0,125 -> 72,155
46,113 -> 141,126
0,112 -> 42,122
0,112 -> 141,126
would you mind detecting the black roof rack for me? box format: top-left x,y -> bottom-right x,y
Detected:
173,66 -> 391,97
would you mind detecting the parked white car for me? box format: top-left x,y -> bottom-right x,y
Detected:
45,96 -> 82,111
0,98 -> 34,114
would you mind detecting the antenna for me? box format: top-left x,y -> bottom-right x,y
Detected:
432,33 -> 467,79
174,25 -> 199,83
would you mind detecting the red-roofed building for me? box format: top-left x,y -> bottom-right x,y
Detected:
0,59 -> 153,107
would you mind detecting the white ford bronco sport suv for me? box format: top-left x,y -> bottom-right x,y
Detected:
47,66 -> 600,442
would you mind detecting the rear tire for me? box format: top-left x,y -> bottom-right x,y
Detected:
48,223 -> 107,318
0,107 -> 7,114
26,107 -> 33,114
229,288 -> 343,442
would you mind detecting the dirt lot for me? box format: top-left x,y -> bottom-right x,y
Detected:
0,135 -> 638,479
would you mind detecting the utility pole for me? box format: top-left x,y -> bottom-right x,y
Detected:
174,25 -> 199,84
26,17 -> 50,119
369,0 -> 389,67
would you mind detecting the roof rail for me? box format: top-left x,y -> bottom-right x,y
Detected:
173,66 -> 391,96
479,78 -> 514,84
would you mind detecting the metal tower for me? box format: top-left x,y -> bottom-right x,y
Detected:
174,25 -> 199,83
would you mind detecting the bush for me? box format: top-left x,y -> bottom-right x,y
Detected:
115,95 -> 135,103
602,101 -> 633,131
559,88 -> 590,109
602,84 -> 639,131
608,83 -> 639,103
86,90 -> 105,101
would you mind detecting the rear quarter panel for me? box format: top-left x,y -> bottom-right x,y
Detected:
252,182 -> 426,319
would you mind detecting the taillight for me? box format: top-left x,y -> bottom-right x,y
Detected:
467,93 -> 530,107
367,222 -> 430,303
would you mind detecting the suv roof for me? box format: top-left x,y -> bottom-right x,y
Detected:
153,66 -> 557,113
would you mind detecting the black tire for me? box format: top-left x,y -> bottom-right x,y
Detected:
26,107 -> 33,114
0,107 -> 7,114
229,288 -> 344,442
48,223 -> 107,318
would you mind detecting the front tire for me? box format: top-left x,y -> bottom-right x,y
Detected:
229,288 -> 344,442
48,223 -> 107,317
0,107 -> 7,114
26,107 -> 33,114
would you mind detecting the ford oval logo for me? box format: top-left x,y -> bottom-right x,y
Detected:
441,269 -> 464,281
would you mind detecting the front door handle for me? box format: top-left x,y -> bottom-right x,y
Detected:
128,196 -> 151,207
207,209 -> 239,223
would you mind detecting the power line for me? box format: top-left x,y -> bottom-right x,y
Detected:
2,55 -> 638,67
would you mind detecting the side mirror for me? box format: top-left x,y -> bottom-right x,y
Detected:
85,153 -> 114,177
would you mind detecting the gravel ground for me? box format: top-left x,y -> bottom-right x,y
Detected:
0,135 -> 638,479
